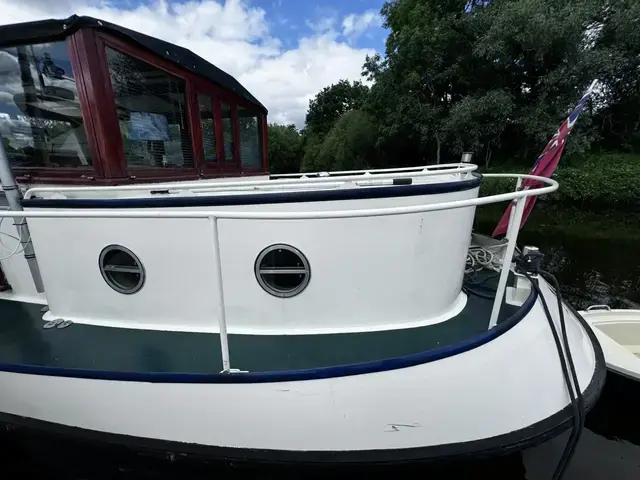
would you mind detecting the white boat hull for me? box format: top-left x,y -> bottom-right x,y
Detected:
580,308 -> 640,381
0,279 -> 605,463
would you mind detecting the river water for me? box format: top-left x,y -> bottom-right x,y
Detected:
483,206 -> 640,311
1,206 -> 639,479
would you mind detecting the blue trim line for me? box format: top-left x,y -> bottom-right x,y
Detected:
22,175 -> 482,209
0,288 -> 536,383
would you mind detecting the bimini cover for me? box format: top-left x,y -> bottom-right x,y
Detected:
0,14 -> 267,114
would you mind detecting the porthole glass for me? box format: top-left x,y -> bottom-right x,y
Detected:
255,244 -> 310,298
99,245 -> 145,294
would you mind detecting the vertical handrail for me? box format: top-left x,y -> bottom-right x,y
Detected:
0,134 -> 44,292
488,195 -> 527,329
505,177 -> 523,241
209,216 -> 231,372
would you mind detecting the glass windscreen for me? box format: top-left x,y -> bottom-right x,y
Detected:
106,46 -> 194,169
0,41 -> 92,168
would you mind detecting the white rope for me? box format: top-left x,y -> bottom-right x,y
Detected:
466,241 -> 509,274
0,210 -> 29,261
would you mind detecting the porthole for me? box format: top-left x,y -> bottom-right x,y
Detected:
255,244 -> 310,298
99,245 -> 145,294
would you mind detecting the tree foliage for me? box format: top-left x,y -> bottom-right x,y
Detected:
267,124 -> 303,174
301,110 -> 380,172
268,0 -> 640,173
364,0 -> 611,166
304,79 -> 370,137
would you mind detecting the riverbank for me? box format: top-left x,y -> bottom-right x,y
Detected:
475,203 -> 640,241
473,204 -> 640,310
480,153 -> 640,209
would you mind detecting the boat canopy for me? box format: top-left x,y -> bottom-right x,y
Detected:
0,15 -> 266,113
0,15 -> 268,185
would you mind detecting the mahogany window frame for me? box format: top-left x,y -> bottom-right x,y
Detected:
191,79 -> 269,177
94,31 -> 202,182
7,36 -> 105,185
8,28 -> 269,185
93,30 -> 269,183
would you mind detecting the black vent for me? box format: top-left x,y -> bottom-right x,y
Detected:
106,47 -> 194,168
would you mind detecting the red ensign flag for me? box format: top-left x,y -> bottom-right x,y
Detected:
492,80 -> 598,237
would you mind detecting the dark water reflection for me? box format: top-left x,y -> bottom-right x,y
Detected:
1,207 -> 639,478
475,205 -> 640,311
516,232 -> 640,311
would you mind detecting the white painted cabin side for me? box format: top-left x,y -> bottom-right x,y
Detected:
24,185 -> 479,334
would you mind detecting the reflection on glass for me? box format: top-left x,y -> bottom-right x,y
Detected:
238,106 -> 262,168
198,94 -> 217,162
0,41 -> 92,168
106,47 -> 194,168
221,102 -> 235,163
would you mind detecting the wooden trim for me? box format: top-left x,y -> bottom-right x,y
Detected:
186,83 -> 204,174
231,103 -> 241,167
96,32 -> 201,179
96,32 -> 190,81
17,175 -> 107,185
6,35 -> 104,185
76,29 -> 127,180
218,100 -> 232,165
66,35 -> 103,179
211,95 -> 224,169
261,115 -> 269,172
6,28 -> 269,185
195,93 -> 223,171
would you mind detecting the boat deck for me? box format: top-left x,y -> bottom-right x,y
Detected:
0,273 -> 524,376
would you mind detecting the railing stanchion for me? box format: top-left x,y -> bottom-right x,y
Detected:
488,192 -> 527,329
209,216 -> 231,373
505,177 -> 523,241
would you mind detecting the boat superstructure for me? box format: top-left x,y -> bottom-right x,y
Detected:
0,14 -> 605,469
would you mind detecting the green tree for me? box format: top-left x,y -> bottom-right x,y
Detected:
267,123 -> 303,174
364,0 -> 605,166
364,0 -> 481,164
305,79 -> 370,137
589,0 -> 640,152
301,110 -> 380,172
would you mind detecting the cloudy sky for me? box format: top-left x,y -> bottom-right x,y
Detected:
1,0 -> 388,127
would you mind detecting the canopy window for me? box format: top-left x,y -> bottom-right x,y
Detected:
106,46 -> 194,169
198,94 -> 217,163
0,41 -> 92,169
238,106 -> 262,169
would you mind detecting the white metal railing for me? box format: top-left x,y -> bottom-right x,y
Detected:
24,163 -> 477,199
2,173 -> 556,373
269,163 -> 472,178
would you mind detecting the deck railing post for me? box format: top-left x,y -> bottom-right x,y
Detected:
209,216 -> 231,373
505,177 -> 523,241
488,193 -> 527,329
0,134 -> 44,293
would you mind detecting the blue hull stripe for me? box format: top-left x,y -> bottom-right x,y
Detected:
23,175 -> 482,209
0,287 -> 536,384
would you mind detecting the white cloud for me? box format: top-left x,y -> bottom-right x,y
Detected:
305,15 -> 338,35
342,10 -> 382,42
0,0 -> 382,127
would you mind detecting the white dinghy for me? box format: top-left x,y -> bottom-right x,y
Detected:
580,306 -> 640,381
0,15 -> 605,471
